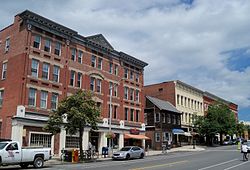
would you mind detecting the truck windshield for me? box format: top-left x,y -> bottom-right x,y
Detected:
0,142 -> 8,150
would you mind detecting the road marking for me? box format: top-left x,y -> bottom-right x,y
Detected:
223,161 -> 250,170
129,160 -> 188,170
198,159 -> 238,170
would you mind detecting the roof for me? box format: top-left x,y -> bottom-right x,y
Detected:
86,34 -> 114,50
146,96 -> 181,114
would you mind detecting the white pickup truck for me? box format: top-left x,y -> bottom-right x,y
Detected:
0,140 -> 52,168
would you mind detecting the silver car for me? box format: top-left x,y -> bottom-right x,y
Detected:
112,146 -> 145,160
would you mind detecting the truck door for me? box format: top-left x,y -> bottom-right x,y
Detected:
4,142 -> 22,164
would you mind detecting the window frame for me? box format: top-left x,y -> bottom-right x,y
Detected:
31,59 -> 39,78
42,62 -> 50,80
78,50 -> 83,64
76,72 -> 82,88
54,41 -> 61,56
1,62 -> 7,80
91,55 -> 96,67
51,93 -> 59,110
28,88 -> 37,107
40,90 -> 48,109
70,70 -> 75,86
71,48 -> 76,61
52,65 -> 60,82
33,35 -> 41,49
0,90 -> 4,107
5,38 -> 10,52
44,39 -> 51,52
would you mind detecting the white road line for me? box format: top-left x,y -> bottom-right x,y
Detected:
223,161 -> 250,170
198,159 -> 238,170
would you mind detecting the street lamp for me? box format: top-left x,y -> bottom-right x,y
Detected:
192,124 -> 196,149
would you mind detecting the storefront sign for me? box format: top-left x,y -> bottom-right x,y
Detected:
130,128 -> 140,135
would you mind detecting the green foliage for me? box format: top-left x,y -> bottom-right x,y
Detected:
194,101 -> 237,145
44,90 -> 100,160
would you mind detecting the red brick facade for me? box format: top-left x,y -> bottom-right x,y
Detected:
0,10 -> 147,153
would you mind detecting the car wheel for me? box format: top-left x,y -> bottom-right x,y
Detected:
140,153 -> 144,159
126,154 -> 130,160
33,157 -> 44,168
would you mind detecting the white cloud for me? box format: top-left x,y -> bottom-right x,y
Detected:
1,0 -> 250,119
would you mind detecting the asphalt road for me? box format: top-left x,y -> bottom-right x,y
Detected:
1,145 -> 250,170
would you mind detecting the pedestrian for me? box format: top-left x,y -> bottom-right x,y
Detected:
241,141 -> 248,161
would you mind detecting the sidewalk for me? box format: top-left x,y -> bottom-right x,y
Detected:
46,145 -> 205,165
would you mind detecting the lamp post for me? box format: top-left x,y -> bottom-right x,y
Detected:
192,124 -> 196,149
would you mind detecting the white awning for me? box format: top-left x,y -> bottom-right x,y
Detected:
184,132 -> 192,137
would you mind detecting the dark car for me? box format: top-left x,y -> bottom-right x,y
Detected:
112,146 -> 145,160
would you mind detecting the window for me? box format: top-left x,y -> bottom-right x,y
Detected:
163,132 -> 169,141
78,50 -> 83,63
70,70 -> 75,86
96,79 -> 101,93
177,94 -> 180,105
91,55 -> 96,67
114,84 -> 118,97
167,114 -> 171,124
181,96 -> 183,105
114,64 -> 118,75
155,112 -> 160,122
2,62 -> 7,80
109,63 -> 113,74
98,58 -> 102,69
0,90 -> 4,107
124,68 -> 128,78
162,113 -> 165,123
114,105 -> 117,119
44,39 -> 51,52
155,133 -> 160,142
109,82 -> 113,95
177,115 -> 181,125
71,48 -> 76,61
130,88 -> 134,101
5,38 -> 10,52
31,59 -> 39,78
52,65 -> 60,82
130,71 -> 134,80
130,109 -> 134,121
135,73 -> 139,82
42,63 -> 50,80
135,90 -> 139,102
30,133 -> 51,147
76,72 -> 82,88
90,77 -> 95,91
124,87 -> 128,99
125,108 -> 128,121
135,110 -> 139,122
28,88 -> 36,107
40,91 -> 48,109
66,136 -> 79,148
54,42 -> 61,56
173,115 -> 176,124
33,35 -> 41,48
51,93 -> 58,110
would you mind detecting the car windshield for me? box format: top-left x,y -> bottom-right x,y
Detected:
120,147 -> 131,151
0,142 -> 8,150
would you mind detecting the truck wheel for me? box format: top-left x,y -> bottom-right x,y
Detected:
20,163 -> 29,168
33,157 -> 44,168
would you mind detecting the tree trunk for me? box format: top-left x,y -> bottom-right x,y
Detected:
220,133 -> 223,145
79,126 -> 84,161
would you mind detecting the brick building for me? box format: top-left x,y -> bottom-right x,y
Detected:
0,10 -> 148,155
144,80 -> 204,136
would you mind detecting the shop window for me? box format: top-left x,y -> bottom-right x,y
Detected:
30,133 -> 51,147
155,133 -> 160,142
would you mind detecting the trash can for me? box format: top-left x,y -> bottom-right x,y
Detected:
102,147 -> 108,158
64,150 -> 73,162
72,149 -> 79,163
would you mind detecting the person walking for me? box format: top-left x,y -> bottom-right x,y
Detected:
241,141 -> 248,161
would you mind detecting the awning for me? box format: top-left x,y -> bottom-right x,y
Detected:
184,132 -> 192,137
124,134 -> 150,140
172,128 -> 185,135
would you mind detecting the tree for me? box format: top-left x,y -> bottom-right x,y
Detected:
44,90 -> 100,161
194,101 -> 236,146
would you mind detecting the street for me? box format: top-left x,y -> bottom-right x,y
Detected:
1,145 -> 249,170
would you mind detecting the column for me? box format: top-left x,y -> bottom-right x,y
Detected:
59,127 -> 66,153
142,139 -> 145,149
119,133 -> 124,149
82,129 -> 89,150
11,122 -> 23,145
99,132 -> 107,155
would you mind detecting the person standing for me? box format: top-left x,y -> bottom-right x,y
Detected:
241,141 -> 248,161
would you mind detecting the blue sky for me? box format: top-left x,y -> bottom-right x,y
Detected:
1,0 -> 249,121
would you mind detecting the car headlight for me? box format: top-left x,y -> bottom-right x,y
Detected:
120,152 -> 126,156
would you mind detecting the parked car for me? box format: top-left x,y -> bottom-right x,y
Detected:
246,140 -> 250,153
112,146 -> 145,160
223,139 -> 233,145
0,140 -> 52,168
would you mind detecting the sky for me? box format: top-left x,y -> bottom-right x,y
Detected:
1,0 -> 250,121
